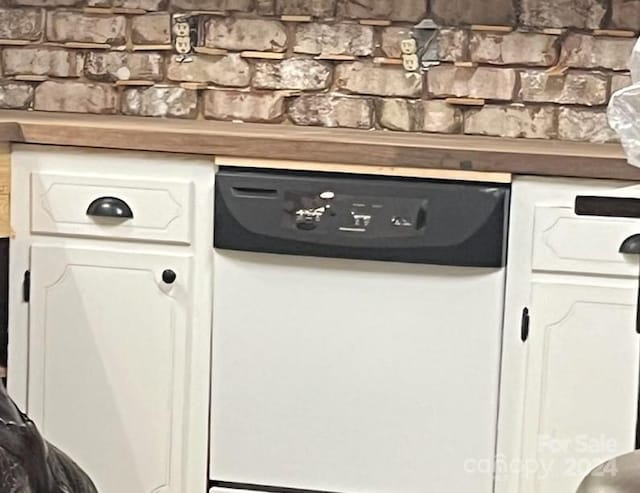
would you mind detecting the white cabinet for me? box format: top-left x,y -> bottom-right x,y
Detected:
8,145 -> 214,493
498,177 -> 640,493
29,245 -> 191,493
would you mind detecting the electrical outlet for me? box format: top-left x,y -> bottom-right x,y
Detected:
173,19 -> 190,37
175,36 -> 191,54
172,14 -> 198,55
403,54 -> 420,72
401,38 -> 418,55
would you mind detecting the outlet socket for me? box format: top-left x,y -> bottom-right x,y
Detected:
175,36 -> 191,54
173,21 -> 190,37
403,54 -> 420,72
401,38 -> 418,55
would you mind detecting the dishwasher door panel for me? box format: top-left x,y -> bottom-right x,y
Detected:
210,250 -> 505,493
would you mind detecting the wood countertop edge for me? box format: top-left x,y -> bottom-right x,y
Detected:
0,110 -> 638,181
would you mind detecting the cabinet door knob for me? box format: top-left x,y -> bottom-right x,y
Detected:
620,234 -> 640,255
162,269 -> 177,284
86,197 -> 134,219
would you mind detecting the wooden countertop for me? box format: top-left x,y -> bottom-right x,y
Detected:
0,110 -> 637,181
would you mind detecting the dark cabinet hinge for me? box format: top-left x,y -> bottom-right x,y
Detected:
22,270 -> 30,303
521,307 -> 530,342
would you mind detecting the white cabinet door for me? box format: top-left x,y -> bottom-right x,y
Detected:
27,244 -> 192,493
518,282 -> 639,493
498,177 -> 640,493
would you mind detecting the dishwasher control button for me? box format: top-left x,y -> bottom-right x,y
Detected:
296,206 -> 327,230
320,191 -> 335,200
391,216 -> 413,227
352,213 -> 371,228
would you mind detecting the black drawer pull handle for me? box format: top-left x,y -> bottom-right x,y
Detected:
622,235 -> 640,448
576,196 -> 640,219
86,197 -> 133,219
621,234 -> 640,335
621,234 -> 640,255
521,307 -> 530,342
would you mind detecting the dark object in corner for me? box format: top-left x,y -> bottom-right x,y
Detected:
0,238 -> 7,370
0,382 -> 98,493
577,450 -> 640,493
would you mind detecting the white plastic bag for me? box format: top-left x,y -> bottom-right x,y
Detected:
609,84 -> 640,167
608,38 -> 640,167
631,37 -> 640,84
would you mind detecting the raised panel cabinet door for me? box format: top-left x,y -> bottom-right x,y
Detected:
27,244 -> 192,493
518,282 -> 639,493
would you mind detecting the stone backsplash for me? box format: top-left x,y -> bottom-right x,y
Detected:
0,0 -> 637,143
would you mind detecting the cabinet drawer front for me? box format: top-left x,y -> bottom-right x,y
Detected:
31,172 -> 193,244
533,206 -> 640,277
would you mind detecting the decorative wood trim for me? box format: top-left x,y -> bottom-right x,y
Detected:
0,144 -> 10,238
359,19 -> 392,26
471,25 -> 514,32
188,10 -> 224,15
194,46 -> 228,56
240,51 -> 286,59
0,110 -> 635,181
0,145 -> 10,195
445,97 -> 486,106
114,80 -> 155,86
315,54 -> 357,60
132,44 -> 172,51
281,15 -> 311,22
179,82 -> 209,90
215,156 -> 513,183
0,122 -> 22,143
12,75 -> 48,82
0,39 -> 30,46
373,57 -> 403,65
454,61 -> 478,68
0,195 -> 9,238
64,42 -> 111,49
593,29 -> 637,38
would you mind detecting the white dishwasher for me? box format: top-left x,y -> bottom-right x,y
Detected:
210,168 -> 510,493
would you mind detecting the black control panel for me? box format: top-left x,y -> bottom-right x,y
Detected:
214,168 -> 510,268
283,189 -> 428,238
